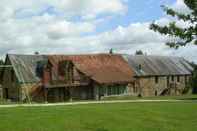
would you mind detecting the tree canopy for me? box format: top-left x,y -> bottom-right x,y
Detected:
0,60 -> 4,65
135,50 -> 144,55
150,0 -> 197,49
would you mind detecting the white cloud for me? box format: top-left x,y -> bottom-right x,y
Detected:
0,0 -> 196,64
0,0 -> 127,20
47,21 -> 95,39
171,0 -> 191,13
46,0 -> 127,19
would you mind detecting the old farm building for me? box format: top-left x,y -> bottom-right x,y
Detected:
0,54 -> 193,102
123,55 -> 193,96
1,54 -> 134,102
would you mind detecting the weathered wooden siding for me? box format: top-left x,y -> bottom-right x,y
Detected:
2,58 -> 21,101
45,86 -> 93,103
21,83 -> 45,102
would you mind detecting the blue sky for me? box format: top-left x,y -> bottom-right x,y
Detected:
96,0 -> 175,33
0,0 -> 196,62
14,0 -> 176,33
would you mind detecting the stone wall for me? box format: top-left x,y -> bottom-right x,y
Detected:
133,75 -> 192,97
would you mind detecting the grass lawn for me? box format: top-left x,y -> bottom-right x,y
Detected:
0,101 -> 197,131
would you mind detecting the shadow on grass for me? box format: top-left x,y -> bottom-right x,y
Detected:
179,98 -> 197,100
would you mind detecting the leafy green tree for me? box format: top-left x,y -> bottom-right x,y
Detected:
150,0 -> 197,49
109,48 -> 114,54
0,60 -> 4,65
135,50 -> 144,55
191,64 -> 197,93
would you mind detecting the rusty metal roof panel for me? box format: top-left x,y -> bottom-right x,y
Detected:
8,54 -> 48,83
123,55 -> 193,76
48,54 -> 134,84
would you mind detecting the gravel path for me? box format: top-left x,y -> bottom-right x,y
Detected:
0,99 -> 188,108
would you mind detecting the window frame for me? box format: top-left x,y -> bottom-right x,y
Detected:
155,76 -> 159,84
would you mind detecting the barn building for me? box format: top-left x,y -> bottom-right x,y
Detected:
0,53 -> 193,103
123,55 -> 193,96
1,54 -> 134,102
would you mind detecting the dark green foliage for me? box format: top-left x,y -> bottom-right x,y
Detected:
150,0 -> 197,48
0,59 -> 4,65
191,64 -> 197,93
109,48 -> 113,54
135,50 -> 144,55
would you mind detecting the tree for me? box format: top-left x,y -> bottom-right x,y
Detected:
109,48 -> 113,54
0,59 -> 4,65
191,63 -> 197,93
135,50 -> 144,55
150,0 -> 197,49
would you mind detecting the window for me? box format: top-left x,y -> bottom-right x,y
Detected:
117,86 -> 120,95
167,76 -> 170,85
155,90 -> 157,96
115,86 -> 118,95
120,86 -> 124,94
36,61 -> 45,78
155,76 -> 159,84
107,87 -> 111,95
11,70 -> 14,82
177,76 -> 180,82
171,76 -> 174,81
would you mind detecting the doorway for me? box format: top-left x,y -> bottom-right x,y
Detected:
4,88 -> 9,99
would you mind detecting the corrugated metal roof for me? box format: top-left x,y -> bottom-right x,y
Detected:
8,54 -> 48,83
6,54 -> 192,84
48,54 -> 134,84
123,55 -> 193,76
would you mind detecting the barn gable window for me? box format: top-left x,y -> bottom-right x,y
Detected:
36,61 -> 46,78
58,61 -> 73,83
155,76 -> 159,84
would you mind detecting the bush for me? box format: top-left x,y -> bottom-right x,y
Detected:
192,66 -> 197,94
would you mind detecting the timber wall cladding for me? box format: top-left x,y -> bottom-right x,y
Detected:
2,66 -> 20,101
21,83 -> 45,102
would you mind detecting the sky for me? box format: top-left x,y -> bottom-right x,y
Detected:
0,0 -> 196,63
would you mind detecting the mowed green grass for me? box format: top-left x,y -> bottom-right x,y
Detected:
0,102 -> 197,131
